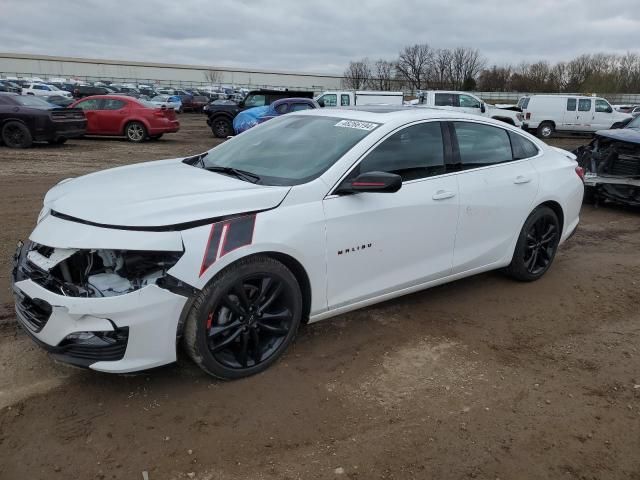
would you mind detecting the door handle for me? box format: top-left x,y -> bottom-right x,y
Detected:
432,190 -> 456,200
514,175 -> 532,184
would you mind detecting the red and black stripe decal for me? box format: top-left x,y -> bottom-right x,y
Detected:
199,214 -> 256,276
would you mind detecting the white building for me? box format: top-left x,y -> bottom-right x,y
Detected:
0,52 -> 344,92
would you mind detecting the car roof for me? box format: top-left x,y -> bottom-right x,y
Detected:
289,105 -> 497,124
76,94 -> 135,101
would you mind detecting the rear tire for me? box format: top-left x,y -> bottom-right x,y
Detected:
2,121 -> 33,148
211,117 -> 233,138
125,121 -> 147,142
537,122 -> 555,139
505,206 -> 560,282
183,255 -> 302,380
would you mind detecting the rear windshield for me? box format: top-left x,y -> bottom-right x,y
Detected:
201,115 -> 379,186
14,95 -> 54,108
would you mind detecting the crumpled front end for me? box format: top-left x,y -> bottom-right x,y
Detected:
11,217 -> 192,372
574,134 -> 640,206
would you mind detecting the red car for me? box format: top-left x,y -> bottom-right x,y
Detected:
70,95 -> 179,142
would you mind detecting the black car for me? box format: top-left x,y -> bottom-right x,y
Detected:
0,80 -> 22,94
73,85 -> 113,98
204,89 -> 314,137
0,93 -> 86,148
43,95 -> 75,108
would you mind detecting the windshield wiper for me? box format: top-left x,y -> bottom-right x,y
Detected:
205,165 -> 261,184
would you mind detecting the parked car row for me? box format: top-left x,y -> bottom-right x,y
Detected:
0,92 -> 180,147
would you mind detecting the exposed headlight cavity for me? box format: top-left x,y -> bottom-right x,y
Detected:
25,244 -> 183,298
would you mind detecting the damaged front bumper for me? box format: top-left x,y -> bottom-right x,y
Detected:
575,132 -> 640,206
11,240 -> 190,373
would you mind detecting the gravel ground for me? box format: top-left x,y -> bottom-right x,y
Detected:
1,116 -> 639,480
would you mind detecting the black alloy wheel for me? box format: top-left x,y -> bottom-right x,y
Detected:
206,274 -> 294,369
2,121 -> 33,148
523,214 -> 559,275
506,206 -> 560,281
184,256 -> 302,379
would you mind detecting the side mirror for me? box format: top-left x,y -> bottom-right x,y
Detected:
317,98 -> 325,107
480,102 -> 486,113
336,171 -> 402,194
607,107 -> 613,113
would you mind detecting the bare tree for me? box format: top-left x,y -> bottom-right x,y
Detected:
477,65 -> 512,91
396,43 -> 433,91
204,69 -> 222,85
371,59 -> 395,90
447,47 -> 485,90
342,59 -> 372,90
433,48 -> 453,89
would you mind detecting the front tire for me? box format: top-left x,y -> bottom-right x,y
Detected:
211,117 -> 233,138
125,121 -> 147,142
183,255 -> 302,380
505,206 -> 560,282
2,121 -> 33,148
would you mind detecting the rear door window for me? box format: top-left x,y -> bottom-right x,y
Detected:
453,122 -> 513,167
567,98 -> 576,111
340,94 -> 350,106
102,99 -> 126,110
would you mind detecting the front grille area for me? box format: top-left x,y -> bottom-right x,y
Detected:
610,155 -> 640,176
14,290 -> 52,333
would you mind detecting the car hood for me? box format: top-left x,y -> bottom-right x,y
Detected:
595,127 -> 640,144
44,158 -> 291,228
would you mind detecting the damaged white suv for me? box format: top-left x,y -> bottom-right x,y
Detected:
12,107 -> 584,379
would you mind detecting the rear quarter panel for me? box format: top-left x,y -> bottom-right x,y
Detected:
528,146 -> 583,242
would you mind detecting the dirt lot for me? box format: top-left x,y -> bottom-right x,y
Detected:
1,116 -> 639,480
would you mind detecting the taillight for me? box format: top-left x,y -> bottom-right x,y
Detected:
575,166 -> 585,182
525,112 -> 531,120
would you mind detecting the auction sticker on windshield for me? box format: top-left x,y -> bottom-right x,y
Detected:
334,120 -> 379,131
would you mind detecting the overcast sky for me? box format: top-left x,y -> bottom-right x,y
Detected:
1,0 -> 639,74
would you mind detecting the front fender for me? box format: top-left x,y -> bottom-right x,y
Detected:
169,205 -> 328,317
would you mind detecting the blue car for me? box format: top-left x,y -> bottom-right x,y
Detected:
233,97 -> 319,134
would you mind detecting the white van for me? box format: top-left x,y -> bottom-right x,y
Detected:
315,90 -> 404,107
520,95 -> 632,138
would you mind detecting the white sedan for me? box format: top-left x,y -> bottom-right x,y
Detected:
21,83 -> 72,97
149,94 -> 182,112
12,108 -> 584,379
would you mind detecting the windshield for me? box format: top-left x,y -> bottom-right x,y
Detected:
47,84 -> 61,91
201,115 -> 379,186
151,95 -> 168,101
14,95 -> 54,108
627,116 -> 640,129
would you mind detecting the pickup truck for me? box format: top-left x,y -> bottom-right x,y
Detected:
417,90 -> 523,127
204,89 -> 314,137
315,90 -> 404,107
